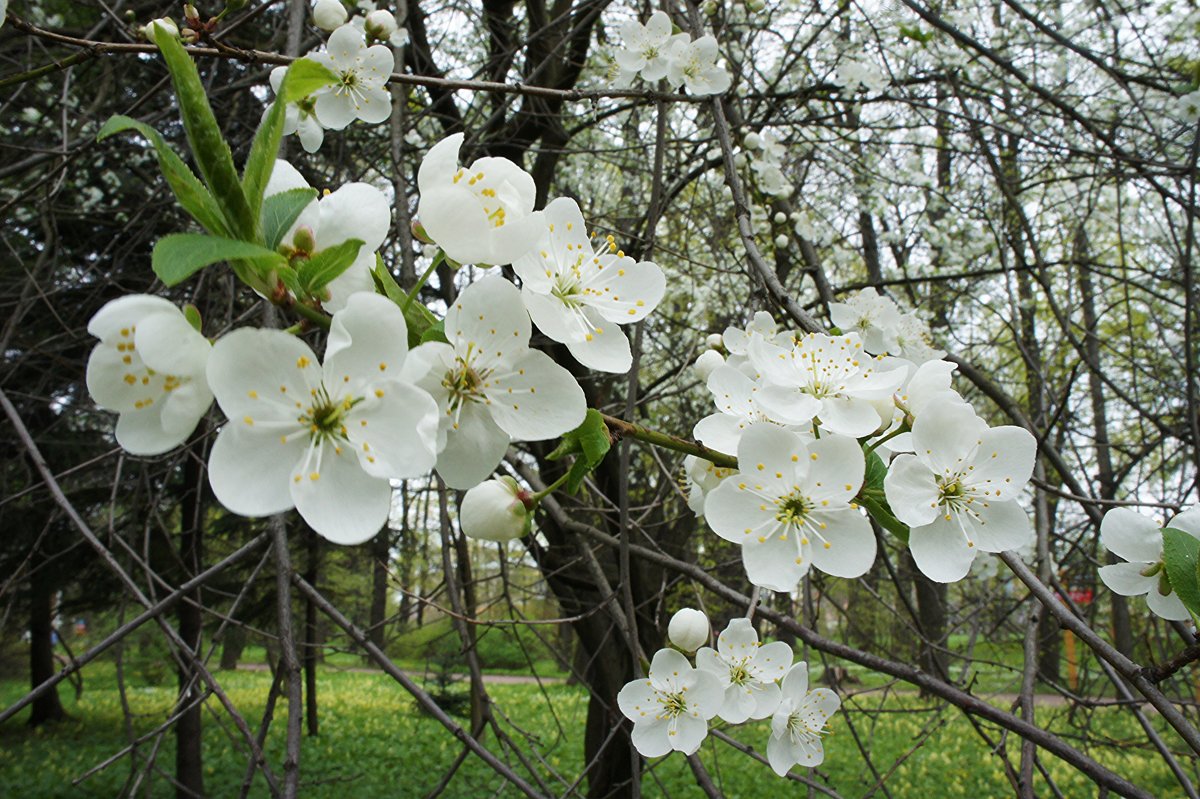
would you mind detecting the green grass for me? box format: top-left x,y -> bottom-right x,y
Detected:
0,660 -> 1184,797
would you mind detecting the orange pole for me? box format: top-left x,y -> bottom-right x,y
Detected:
1064,628 -> 1078,691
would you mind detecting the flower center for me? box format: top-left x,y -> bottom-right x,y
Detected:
658,690 -> 688,719
775,492 -> 812,526
299,386 -> 356,442
728,659 -> 751,686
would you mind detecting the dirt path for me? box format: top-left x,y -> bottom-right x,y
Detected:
236,661 -> 565,685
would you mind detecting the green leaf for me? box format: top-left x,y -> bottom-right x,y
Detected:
1162,527 -> 1200,618
241,59 -> 338,225
152,233 -> 284,287
97,115 -> 229,237
864,448 -> 888,494
371,256 -> 437,347
547,410 -> 612,494
182,304 -> 203,332
151,25 -> 256,242
899,24 -> 934,44
262,188 -> 317,250
297,239 -> 365,293
420,320 -> 449,345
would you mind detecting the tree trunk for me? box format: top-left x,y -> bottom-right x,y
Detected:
219,625 -> 246,671
176,440 -> 206,799
28,556 -> 65,727
369,527 -> 389,651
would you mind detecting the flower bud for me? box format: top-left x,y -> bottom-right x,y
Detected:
411,219 -> 434,244
292,225 -> 317,255
705,333 -> 724,350
773,211 -> 787,225
141,17 -> 179,41
774,233 -> 789,249
733,152 -> 747,168
667,608 -> 709,652
460,477 -> 530,542
693,349 -> 725,381
743,132 -> 762,150
365,9 -> 398,39
702,0 -> 718,14
311,0 -> 348,32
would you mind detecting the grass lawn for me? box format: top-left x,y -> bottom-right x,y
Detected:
0,658 -> 1186,797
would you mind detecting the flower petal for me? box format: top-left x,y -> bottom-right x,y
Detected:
1098,562 -> 1157,597
631,716 -> 672,758
1100,507 -> 1163,564
883,454 -> 940,527
435,403 -> 510,490
207,328 -> 322,421
968,425 -> 1036,501
114,404 -> 188,456
324,293 -> 411,383
318,183 -> 391,251
908,514 -> 976,583
87,294 -> 176,340
752,641 -> 793,684
291,442 -> 392,545
346,382 -> 439,479
1146,585 -> 1191,621
133,310 -> 210,376
809,509 -> 875,578
670,713 -> 708,755
780,662 -> 809,700
565,320 -> 632,373
743,533 -> 805,592
445,275 -> 532,362
208,422 -> 306,516
703,479 -> 780,543
486,349 -> 586,441
969,499 -> 1033,553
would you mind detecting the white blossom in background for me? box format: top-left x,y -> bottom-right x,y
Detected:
665,35 -> 731,95
750,332 -> 906,437
667,608 -> 710,652
403,275 -> 587,489
267,67 -> 327,154
205,294 -> 440,545
767,662 -> 840,776
416,133 -> 544,266
308,24 -> 393,129
265,160 -> 388,311
828,288 -> 903,354
704,424 -> 875,591
86,295 -> 213,456
617,648 -> 724,757
893,312 -> 945,363
511,197 -> 665,373
884,400 -> 1036,583
721,311 -> 788,376
833,59 -> 888,93
692,349 -> 725,381
878,358 -> 962,453
696,618 -> 791,724
683,455 -> 735,516
312,0 -> 348,31
746,129 -> 791,197
459,477 -> 530,542
1177,90 -> 1200,124
614,11 -> 687,84
1098,507 -> 1200,620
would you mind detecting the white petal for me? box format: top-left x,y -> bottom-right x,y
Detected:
264,159 -> 310,197
908,515 -> 976,582
585,257 -> 666,324
313,91 -> 355,131
767,733 -> 796,776
750,682 -> 783,719
445,275 -> 531,361
743,533 -> 805,592
910,399 -> 987,473
322,254 -> 377,313
346,382 -> 439,479
114,405 -> 188,456
780,662 -> 809,700
1098,562 -> 1157,597
87,294 -> 176,340
207,329 -> 322,421
486,349 -> 586,441
1167,508 -> 1200,538
817,396 -> 884,437
324,293 -> 410,383
693,413 -> 747,456
717,618 -> 759,660
687,670 -> 727,718
133,310 -> 210,376
565,320 -> 632,373
719,684 -> 756,724
291,442 -> 392,545
737,423 -> 807,493
703,480 -> 780,543
670,714 -> 709,755
87,343 -> 149,411
631,717 -> 672,758
208,423 -> 307,516
436,403 -> 510,490
523,289 -> 586,343
353,83 -> 393,124
649,649 -> 692,690
318,182 -> 391,251
1146,585 -> 1192,621
883,454 -> 940,527
805,434 -> 865,504
968,426 -> 1036,501
751,641 -> 794,683
617,678 -> 658,721
1100,508 -> 1164,563
970,499 -> 1033,553
159,381 -> 214,441
810,510 -> 876,578
756,385 -> 823,427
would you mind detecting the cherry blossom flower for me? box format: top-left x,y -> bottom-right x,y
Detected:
683,455 -> 735,516
750,332 -> 906,437
511,197 -> 665,373
1099,507 -> 1200,620
829,288 -> 903,355
459,477 -> 530,542
883,400 -> 1036,583
266,66 -> 327,154
695,618 -> 791,724
667,608 -> 710,652
86,295 -> 213,456
694,364 -> 810,456
416,133 -> 544,266
692,349 -> 725,381
704,424 -> 875,591
614,12 -> 687,83
402,275 -> 586,489
308,24 -> 393,129
265,160 -> 388,311
665,35 -> 731,96
617,648 -> 725,757
205,294 -> 439,545
767,662 -> 840,776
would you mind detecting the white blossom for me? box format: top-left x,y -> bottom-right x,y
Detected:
511,197 -> 665,373
205,294 -> 440,545
617,648 -> 725,757
308,24 -> 393,129
614,11 -> 686,82
665,35 -> 731,96
667,608 -> 710,652
704,424 -> 875,591
403,275 -> 587,489
416,133 -> 544,266
884,400 -> 1036,583
312,0 -> 348,31
696,618 -> 791,723
268,66 -> 327,154
767,662 -> 840,776
1099,507 -> 1200,620
86,295 -> 213,456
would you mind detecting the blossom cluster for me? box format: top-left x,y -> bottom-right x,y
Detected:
687,289 -> 1038,587
611,12 -> 731,96
618,609 -> 840,776
741,130 -> 791,197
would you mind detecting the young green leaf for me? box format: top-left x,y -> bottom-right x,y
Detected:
547,409 -> 612,494
371,255 -> 437,346
419,320 -> 450,345
1162,527 -> 1200,619
241,59 -> 338,224
150,25 -> 256,242
262,188 -> 317,250
152,233 -> 284,287
97,115 -> 229,237
297,238 -> 365,293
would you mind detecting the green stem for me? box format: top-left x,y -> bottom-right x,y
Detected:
288,301 -> 331,330
598,412 -> 737,469
858,493 -> 910,544
866,423 -> 908,454
529,472 -> 571,503
403,250 -> 444,312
